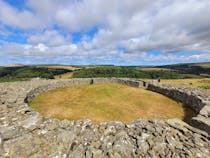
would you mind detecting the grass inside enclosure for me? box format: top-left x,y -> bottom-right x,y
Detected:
30,83 -> 196,123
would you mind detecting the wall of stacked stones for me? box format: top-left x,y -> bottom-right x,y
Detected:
25,78 -> 145,103
147,84 -> 206,112
25,78 -> 210,134
147,83 -> 210,134
25,78 -> 93,103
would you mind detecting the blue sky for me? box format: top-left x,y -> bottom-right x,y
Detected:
0,0 -> 210,66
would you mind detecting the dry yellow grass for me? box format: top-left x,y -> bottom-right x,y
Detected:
36,65 -> 81,79
54,72 -> 74,79
3,64 -> 25,67
161,78 -> 210,87
136,67 -> 171,71
194,63 -> 210,68
36,65 -> 80,71
161,78 -> 210,98
30,83 -> 195,123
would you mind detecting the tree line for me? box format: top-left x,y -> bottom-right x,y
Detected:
72,67 -> 200,79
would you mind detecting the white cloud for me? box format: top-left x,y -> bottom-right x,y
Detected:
1,41 -> 209,65
0,0 -> 47,29
0,0 -> 210,65
35,43 -> 48,52
28,30 -> 70,46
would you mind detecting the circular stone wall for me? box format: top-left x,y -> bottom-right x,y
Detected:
29,83 -> 196,123
25,78 -> 210,134
0,78 -> 209,157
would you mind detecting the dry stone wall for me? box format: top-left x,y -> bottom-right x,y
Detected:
147,83 -> 210,134
0,78 -> 210,158
25,78 -> 210,134
25,78 -> 144,103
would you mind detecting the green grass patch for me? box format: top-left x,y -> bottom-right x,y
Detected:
0,66 -> 71,82
198,85 -> 210,90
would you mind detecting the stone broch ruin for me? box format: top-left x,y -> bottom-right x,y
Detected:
0,78 -> 209,157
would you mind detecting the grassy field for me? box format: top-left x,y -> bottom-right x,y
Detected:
0,65 -> 80,81
194,62 -> 210,68
36,65 -> 80,71
161,78 -> 210,89
2,64 -> 25,67
30,83 -> 195,123
1,63 -> 209,81
0,66 -> 71,82
54,72 -> 74,79
136,67 -> 171,71
72,66 -> 200,79
36,65 -> 80,79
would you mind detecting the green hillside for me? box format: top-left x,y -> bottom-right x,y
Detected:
0,66 -> 71,82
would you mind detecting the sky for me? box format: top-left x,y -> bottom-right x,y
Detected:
0,0 -> 210,66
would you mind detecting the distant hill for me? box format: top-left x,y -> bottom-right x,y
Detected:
72,66 -> 200,79
0,62 -> 209,82
0,66 -> 71,82
156,62 -> 210,76
2,64 -> 25,67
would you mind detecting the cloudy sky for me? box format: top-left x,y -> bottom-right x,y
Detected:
0,0 -> 210,65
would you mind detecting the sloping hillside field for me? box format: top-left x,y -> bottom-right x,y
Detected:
30,83 -> 195,123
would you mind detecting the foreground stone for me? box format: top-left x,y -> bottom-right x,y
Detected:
0,78 -> 209,157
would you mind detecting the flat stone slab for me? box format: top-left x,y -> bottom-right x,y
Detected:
0,78 -> 209,158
